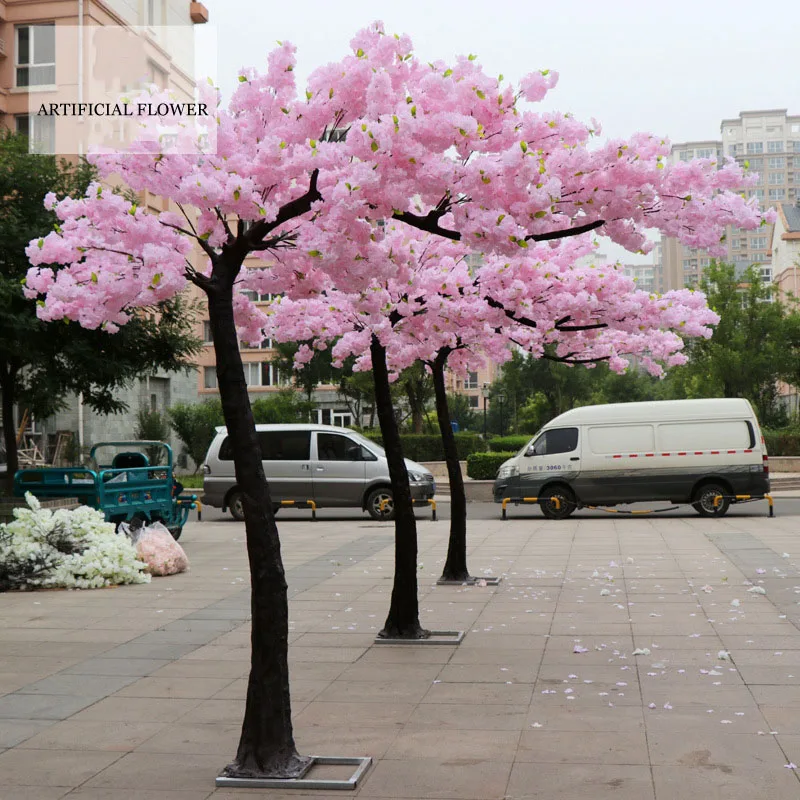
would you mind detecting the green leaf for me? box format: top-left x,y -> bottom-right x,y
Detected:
238,75 -> 247,83
475,89 -> 485,99
356,48 -> 365,57
152,273 -> 162,286
443,69 -> 453,78
534,210 -> 547,218
233,189 -> 240,201
37,238 -> 44,249
307,250 -> 322,258
468,54 -> 477,60
520,141 -> 528,153
371,140 -> 379,152
91,273 -> 98,283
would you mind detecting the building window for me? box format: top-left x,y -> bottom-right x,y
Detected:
150,393 -> 158,413
769,188 -> 786,201
746,142 -> 764,154
469,395 -> 479,408
696,148 -> 714,159
751,237 -> 767,250
15,24 -> 56,87
747,158 -> 763,170
465,371 -> 479,390
794,157 -> 800,168
204,367 -> 217,389
15,114 -> 55,154
749,188 -> 765,200
767,141 -> 784,153
769,172 -> 785,185
260,362 -> 288,387
203,321 -> 212,344
244,362 -> 262,386
768,157 -> 785,169
678,150 -> 693,161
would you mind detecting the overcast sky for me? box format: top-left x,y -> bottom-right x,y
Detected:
197,0 -> 800,263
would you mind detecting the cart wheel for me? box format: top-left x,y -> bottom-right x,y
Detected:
168,526 -> 183,541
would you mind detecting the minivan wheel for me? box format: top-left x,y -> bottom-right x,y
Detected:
692,482 -> 730,517
366,487 -> 395,521
539,486 -> 577,520
228,490 -> 245,522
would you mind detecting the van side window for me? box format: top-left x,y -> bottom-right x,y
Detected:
531,427 -> 578,456
258,431 -> 311,460
317,433 -> 364,461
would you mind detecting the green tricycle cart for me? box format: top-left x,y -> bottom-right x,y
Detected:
13,441 -> 199,540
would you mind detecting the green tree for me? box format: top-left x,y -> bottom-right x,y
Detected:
167,399 -> 224,472
271,341 -> 339,402
0,131 -> 202,492
679,261 -> 800,425
396,361 -> 434,434
134,408 -> 171,466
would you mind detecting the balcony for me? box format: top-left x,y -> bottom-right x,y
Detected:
190,2 -> 209,23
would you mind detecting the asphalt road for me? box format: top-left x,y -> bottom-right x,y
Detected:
197,497 -> 800,525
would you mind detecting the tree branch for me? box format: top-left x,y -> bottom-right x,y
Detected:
245,169 -> 322,250
524,219 -> 605,241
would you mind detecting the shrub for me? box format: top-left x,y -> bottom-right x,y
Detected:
763,428 -> 800,456
361,432 -> 488,461
168,400 -> 224,472
487,435 -> 530,453
466,451 -> 515,480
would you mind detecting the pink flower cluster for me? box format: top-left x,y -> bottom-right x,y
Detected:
22,21 -> 769,362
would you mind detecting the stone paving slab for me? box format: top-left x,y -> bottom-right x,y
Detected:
3,509 -> 800,797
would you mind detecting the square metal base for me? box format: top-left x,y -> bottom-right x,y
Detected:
215,755 -> 372,790
374,629 -> 465,645
436,576 -> 501,586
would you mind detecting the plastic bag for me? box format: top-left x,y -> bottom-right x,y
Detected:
129,521 -> 189,576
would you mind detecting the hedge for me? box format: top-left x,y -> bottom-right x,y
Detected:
361,432 -> 488,462
487,435 -> 530,453
763,429 -> 800,457
466,451 -> 515,480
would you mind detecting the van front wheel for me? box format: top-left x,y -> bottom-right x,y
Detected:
539,486 -> 577,520
228,490 -> 245,522
692,483 -> 730,517
366,487 -> 395,521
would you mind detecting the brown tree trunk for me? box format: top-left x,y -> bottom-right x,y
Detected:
1,365 -> 19,497
209,281 -> 309,779
432,354 -> 470,582
372,336 -> 428,639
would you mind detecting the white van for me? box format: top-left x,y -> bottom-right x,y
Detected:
203,424 -> 436,521
493,399 -> 769,519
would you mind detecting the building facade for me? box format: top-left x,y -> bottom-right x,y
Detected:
771,201 -> 800,304
0,0 -> 208,464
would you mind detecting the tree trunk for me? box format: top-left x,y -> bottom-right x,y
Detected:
372,336 -> 428,639
209,284 -> 309,780
432,355 -> 470,582
1,365 -> 19,497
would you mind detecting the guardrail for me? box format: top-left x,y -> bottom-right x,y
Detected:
501,496 -> 561,520
379,498 -> 437,521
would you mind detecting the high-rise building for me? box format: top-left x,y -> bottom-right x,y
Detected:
659,111 -> 800,291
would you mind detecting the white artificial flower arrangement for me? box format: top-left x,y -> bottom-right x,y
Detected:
0,493 -> 150,590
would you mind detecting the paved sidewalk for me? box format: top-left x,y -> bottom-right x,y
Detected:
3,509 -> 800,798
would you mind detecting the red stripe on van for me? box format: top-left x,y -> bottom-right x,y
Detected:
629,454 -> 638,458
661,453 -> 670,457
744,449 -> 753,453
694,451 -> 703,455
645,453 -> 654,457
677,452 -> 687,456
727,450 -> 736,454
612,454 -> 622,459
710,451 -> 720,455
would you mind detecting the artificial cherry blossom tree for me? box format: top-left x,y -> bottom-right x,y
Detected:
24,22 -> 774,780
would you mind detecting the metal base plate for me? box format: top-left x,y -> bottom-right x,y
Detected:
215,755 -> 372,790
374,629 -> 465,645
436,576 -> 501,586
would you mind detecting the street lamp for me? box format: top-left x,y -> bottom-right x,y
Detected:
497,393 -> 506,437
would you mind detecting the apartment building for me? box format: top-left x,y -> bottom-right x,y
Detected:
771,201 -> 800,304
0,0 -> 209,464
658,111 -> 800,291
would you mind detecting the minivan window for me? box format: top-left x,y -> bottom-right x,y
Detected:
218,431 -> 311,461
317,433 -> 373,461
529,427 -> 578,456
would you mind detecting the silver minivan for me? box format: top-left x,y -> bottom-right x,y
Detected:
202,424 -> 436,521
